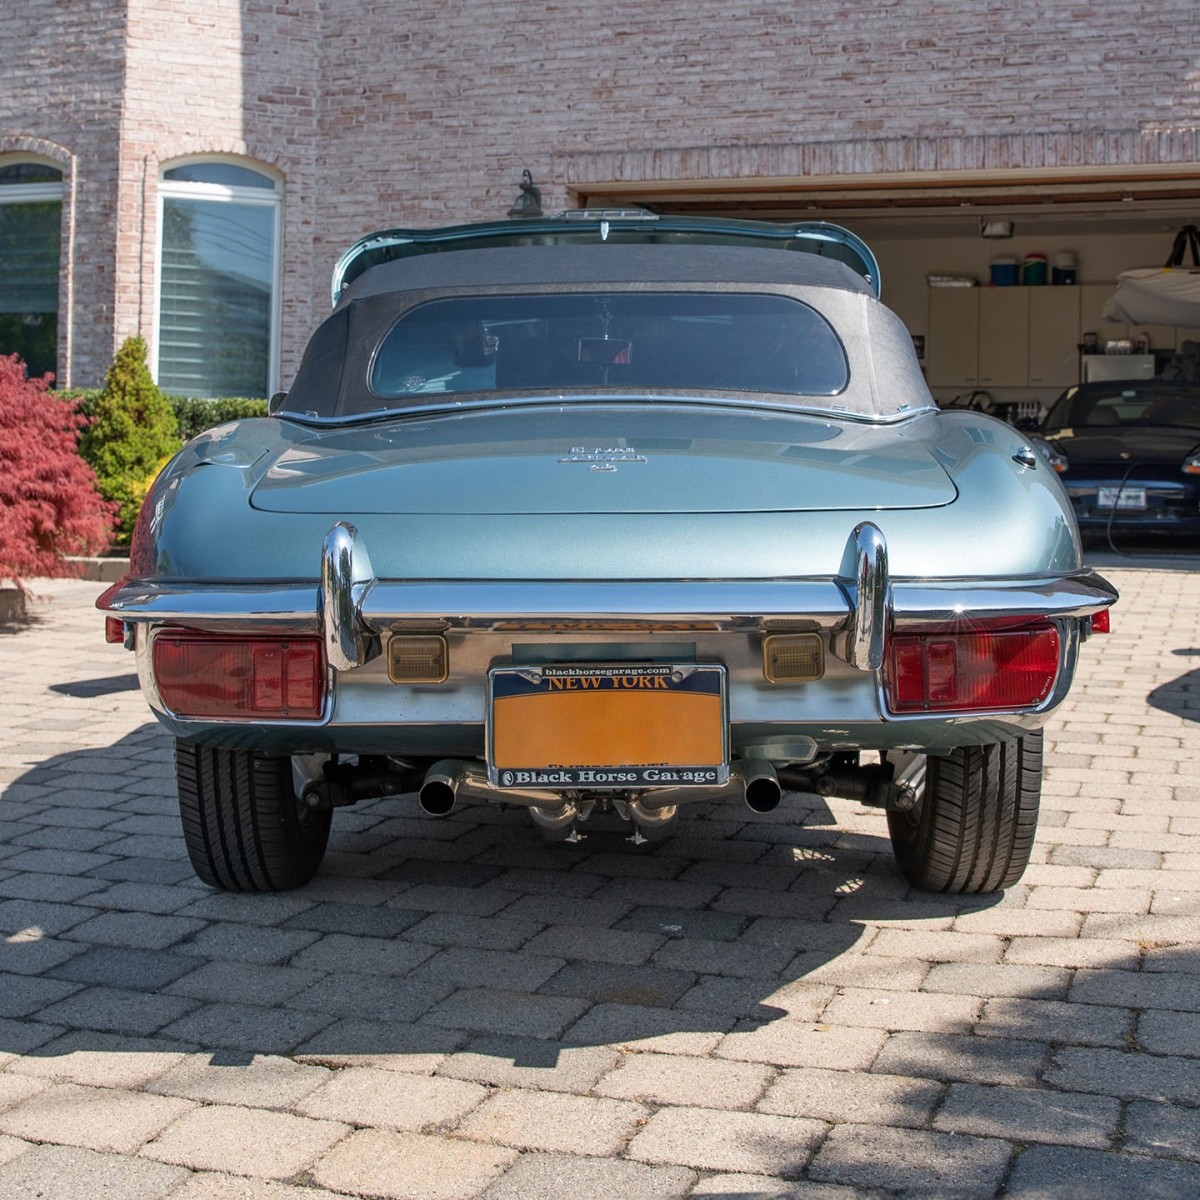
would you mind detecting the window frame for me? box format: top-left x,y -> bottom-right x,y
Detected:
154,159 -> 283,398
0,157 -> 65,380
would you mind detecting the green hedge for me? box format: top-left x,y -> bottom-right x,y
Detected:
61,391 -> 269,443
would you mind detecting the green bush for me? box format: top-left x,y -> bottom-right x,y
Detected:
171,396 -> 268,442
78,337 -> 182,543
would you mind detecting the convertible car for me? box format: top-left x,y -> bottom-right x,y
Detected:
98,214 -> 1116,895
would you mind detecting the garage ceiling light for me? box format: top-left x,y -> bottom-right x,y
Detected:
980,219 -> 1014,238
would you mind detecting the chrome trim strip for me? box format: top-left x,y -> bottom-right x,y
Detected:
98,571 -> 1117,630
847,521 -> 890,672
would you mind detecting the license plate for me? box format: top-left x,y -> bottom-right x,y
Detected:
1097,487 -> 1147,510
488,664 -> 728,789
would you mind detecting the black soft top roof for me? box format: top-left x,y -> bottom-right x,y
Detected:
338,243 -> 874,306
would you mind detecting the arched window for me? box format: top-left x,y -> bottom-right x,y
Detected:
0,160 -> 63,380
157,160 -> 281,398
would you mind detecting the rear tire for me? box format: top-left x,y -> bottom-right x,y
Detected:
175,739 -> 331,891
886,732 -> 1042,893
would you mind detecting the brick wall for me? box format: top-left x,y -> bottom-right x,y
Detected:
2,0 -> 1199,387
0,0 -> 127,387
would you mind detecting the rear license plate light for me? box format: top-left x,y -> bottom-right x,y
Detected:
152,630 -> 326,720
885,621 -> 1060,714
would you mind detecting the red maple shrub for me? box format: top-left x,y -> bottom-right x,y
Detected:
0,355 -> 116,588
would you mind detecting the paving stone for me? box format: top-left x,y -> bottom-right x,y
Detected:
651,935 -> 795,979
142,1105 -> 349,1178
162,1173 -> 348,1199
595,1050 -> 772,1109
614,905 -> 749,941
403,912 -> 545,951
1004,1144 -> 1200,1197
676,976 -> 833,1022
49,945 -> 198,991
1005,935 -> 1142,971
1138,1006 -> 1200,1057
563,1002 -> 732,1056
165,960 -> 326,1006
280,900 -> 426,938
287,931 -> 437,976
62,910 -> 206,951
386,882 -> 514,917
628,1105 -> 825,1175
159,1002 -> 335,1056
410,946 -> 566,992
173,922 -> 321,965
457,1088 -> 648,1156
438,1034 -> 617,1094
312,1128 -> 517,1200
0,934 -> 87,976
808,1124 -> 1010,1196
921,961 -> 1072,1001
1123,1098 -> 1200,1162
866,928 -> 1006,964
0,1143 -> 187,1200
1070,966 -> 1200,1011
11,1031 -> 191,1089
758,1066 -> 943,1126
294,1018 -> 466,1074
0,1081 -> 194,1153
537,961 -> 696,1007
978,996 -> 1132,1048
691,1173 -> 853,1196
482,1151 -> 696,1199
873,1031 -> 1048,1087
934,1081 -> 1119,1148
716,1020 -> 885,1071
0,872 -> 109,903
146,1053 -> 332,1109
820,987 -> 982,1034
523,924 -> 665,965
295,1065 -> 487,1132
38,985 -> 199,1038
289,974 -> 452,1025
1046,1045 -> 1200,1104
423,987 -> 590,1039
0,897 -> 101,938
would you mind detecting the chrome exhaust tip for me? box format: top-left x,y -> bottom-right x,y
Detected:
741,759 -> 783,813
418,760 -> 460,816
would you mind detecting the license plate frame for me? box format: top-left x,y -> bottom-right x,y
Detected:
487,663 -> 729,790
1097,486 -> 1147,510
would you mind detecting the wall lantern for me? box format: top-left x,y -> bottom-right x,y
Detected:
507,170 -> 543,219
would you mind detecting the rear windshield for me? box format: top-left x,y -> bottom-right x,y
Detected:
367,291 -> 848,402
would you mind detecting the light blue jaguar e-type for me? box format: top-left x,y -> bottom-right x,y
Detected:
99,214 -> 1116,895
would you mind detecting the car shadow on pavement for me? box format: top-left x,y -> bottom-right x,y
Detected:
1147,648 -> 1200,722
3,731 -> 1199,1192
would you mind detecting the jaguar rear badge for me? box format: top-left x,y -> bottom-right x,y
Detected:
559,446 -> 647,472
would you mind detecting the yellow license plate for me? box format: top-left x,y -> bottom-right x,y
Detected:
488,664 -> 728,789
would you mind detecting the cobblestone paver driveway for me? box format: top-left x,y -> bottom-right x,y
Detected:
0,559 -> 1196,1199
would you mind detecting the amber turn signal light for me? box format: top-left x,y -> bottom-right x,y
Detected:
762,633 -> 824,683
387,634 -> 449,684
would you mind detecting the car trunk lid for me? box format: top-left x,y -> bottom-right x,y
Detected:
250,404 -> 956,516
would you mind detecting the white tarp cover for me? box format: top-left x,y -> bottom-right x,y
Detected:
1103,270 -> 1200,327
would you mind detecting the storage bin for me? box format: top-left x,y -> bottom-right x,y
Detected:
1021,253 -> 1048,285
990,257 -> 1019,286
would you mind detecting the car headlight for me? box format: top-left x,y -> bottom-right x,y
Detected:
1183,454 -> 1200,475
1032,438 -> 1068,473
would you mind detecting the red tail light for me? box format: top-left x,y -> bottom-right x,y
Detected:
885,620 -> 1060,714
152,630 -> 326,720
1090,609 -> 1111,634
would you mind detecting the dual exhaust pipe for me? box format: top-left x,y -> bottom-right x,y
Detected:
417,757 -> 783,821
